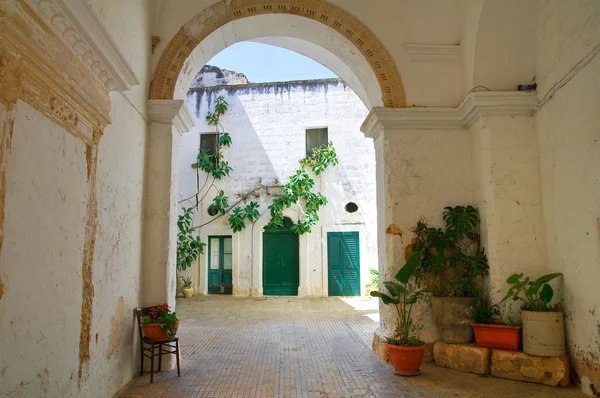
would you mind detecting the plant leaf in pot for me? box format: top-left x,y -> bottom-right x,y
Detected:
469,303 -> 521,351
370,251 -> 427,376
501,272 -> 565,356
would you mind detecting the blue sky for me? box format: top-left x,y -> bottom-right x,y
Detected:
207,42 -> 337,83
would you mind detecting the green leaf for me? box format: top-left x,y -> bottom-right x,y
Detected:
506,273 -> 523,284
534,273 -> 562,285
395,251 -> 422,283
370,291 -> 399,305
539,283 -> 554,304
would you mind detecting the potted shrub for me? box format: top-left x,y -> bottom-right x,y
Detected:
469,303 -> 521,351
501,272 -> 565,356
141,303 -> 180,341
370,252 -> 427,376
409,206 -> 489,343
180,276 -> 194,298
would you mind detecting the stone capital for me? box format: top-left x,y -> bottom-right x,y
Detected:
148,100 -> 195,135
361,91 -> 536,138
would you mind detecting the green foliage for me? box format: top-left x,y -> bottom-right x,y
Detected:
501,272 -> 563,311
177,207 -> 205,272
197,96 -> 233,180
209,190 -> 229,216
469,303 -> 500,324
409,205 -> 489,297
502,315 -> 517,327
179,276 -> 193,288
206,96 -> 228,126
369,269 -> 379,288
228,201 -> 260,232
141,303 -> 179,342
267,143 -> 336,234
370,252 -> 426,347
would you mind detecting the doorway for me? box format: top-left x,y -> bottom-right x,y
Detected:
328,232 -> 360,296
263,218 -> 299,296
208,236 -> 233,294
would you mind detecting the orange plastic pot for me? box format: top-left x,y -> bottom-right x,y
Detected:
471,323 -> 521,351
142,321 -> 180,341
385,343 -> 426,376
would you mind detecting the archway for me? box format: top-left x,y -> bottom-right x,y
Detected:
149,0 -> 405,108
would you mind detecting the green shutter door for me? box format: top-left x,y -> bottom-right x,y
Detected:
207,236 -> 232,294
263,223 -> 299,296
328,232 -> 360,296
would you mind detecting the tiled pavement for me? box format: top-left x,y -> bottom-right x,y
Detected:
119,296 -> 586,398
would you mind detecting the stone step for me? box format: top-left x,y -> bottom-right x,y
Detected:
433,341 -> 570,387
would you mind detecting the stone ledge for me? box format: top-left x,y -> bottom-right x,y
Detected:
491,350 -> 570,387
433,341 -> 491,375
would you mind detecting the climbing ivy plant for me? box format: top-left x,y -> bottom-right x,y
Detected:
178,93 -> 340,260
176,207 -> 206,272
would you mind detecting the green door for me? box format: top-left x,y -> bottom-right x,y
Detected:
208,236 -> 233,294
328,232 -> 360,296
263,219 -> 299,296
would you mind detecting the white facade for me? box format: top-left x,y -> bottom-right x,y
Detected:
178,77 -> 377,297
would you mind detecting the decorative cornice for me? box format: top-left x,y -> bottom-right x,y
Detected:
148,100 -> 195,135
0,0 -> 112,144
361,91 -> 537,138
24,0 -> 139,91
404,43 -> 461,63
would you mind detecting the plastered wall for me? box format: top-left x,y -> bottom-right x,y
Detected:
535,1 -> 600,393
178,79 -> 377,297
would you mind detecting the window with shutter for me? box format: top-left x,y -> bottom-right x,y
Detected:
305,127 -> 328,156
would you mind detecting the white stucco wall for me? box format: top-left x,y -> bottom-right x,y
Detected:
535,1 -> 600,393
178,79 -> 377,297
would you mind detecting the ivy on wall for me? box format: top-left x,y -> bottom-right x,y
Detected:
176,95 -> 339,271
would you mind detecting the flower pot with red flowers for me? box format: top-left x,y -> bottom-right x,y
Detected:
371,251 -> 427,376
141,303 -> 180,341
469,303 -> 521,351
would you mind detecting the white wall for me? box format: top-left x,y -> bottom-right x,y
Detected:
535,1 -> 600,393
178,79 -> 377,297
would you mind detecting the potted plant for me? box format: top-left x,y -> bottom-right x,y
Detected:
180,276 -> 194,298
501,272 -> 565,356
469,303 -> 521,351
370,251 -> 427,376
141,303 -> 180,341
409,206 -> 489,343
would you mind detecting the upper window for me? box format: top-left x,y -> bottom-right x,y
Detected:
305,127 -> 328,157
200,133 -> 218,156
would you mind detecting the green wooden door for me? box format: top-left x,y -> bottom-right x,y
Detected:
263,220 -> 299,296
328,232 -> 360,296
208,236 -> 233,294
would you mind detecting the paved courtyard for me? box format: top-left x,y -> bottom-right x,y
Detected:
119,296 -> 585,398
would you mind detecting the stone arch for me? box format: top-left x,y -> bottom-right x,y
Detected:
150,0 -> 405,108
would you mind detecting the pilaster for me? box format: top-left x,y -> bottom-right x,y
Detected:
142,100 -> 194,308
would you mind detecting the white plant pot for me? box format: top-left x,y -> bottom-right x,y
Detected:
521,310 -> 566,356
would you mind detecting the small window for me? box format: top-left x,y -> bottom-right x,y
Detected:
306,127 -> 328,157
345,202 -> 359,213
200,133 -> 218,156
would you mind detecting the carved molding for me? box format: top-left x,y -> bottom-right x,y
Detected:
148,99 -> 195,135
0,0 -> 111,144
152,36 -> 161,54
24,0 -> 139,92
404,43 -> 461,63
150,0 -> 406,108
361,91 -> 536,138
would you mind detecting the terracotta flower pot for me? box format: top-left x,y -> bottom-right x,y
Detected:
142,320 -> 180,340
385,343 -> 426,376
471,323 -> 521,351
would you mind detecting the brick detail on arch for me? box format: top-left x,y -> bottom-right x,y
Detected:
149,0 -> 406,108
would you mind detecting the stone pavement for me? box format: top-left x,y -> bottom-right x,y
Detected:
119,296 -> 586,398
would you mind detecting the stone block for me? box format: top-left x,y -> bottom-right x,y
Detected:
491,350 -> 570,387
433,341 -> 491,375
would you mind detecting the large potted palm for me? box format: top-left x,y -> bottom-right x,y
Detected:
410,206 -> 489,343
371,251 -> 427,376
501,272 -> 565,356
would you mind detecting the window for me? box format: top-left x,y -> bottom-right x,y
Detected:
200,133 -> 218,156
306,127 -> 328,157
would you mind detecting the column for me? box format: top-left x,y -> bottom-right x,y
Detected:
142,100 -> 195,308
